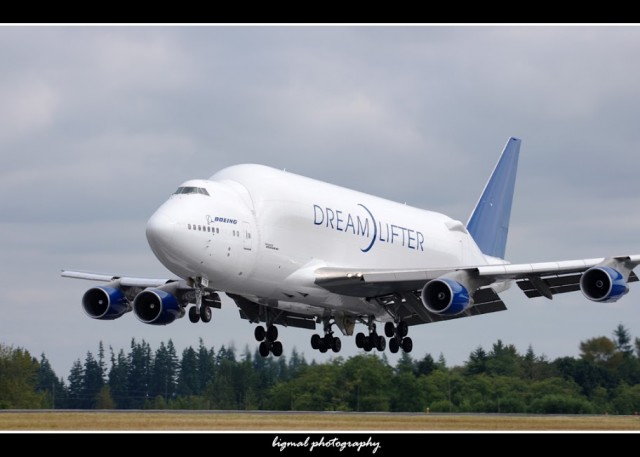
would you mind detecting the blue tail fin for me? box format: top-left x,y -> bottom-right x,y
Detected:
466,137 -> 521,259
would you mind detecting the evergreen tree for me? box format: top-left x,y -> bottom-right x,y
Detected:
466,346 -> 488,376
149,341 -> 178,403
108,347 -> 130,408
177,346 -> 199,396
486,340 -> 521,377
82,350 -> 105,408
395,352 -> 414,375
36,354 -> 67,409
67,359 -> 84,409
196,339 -> 216,392
414,353 -> 436,377
127,339 -> 152,408
288,347 -> 307,380
613,324 -> 634,358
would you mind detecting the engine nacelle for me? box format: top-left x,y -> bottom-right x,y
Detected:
421,278 -> 471,315
82,286 -> 130,320
580,266 -> 629,303
133,288 -> 183,325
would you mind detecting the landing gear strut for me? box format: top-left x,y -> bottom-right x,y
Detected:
355,316 -> 386,352
310,318 -> 341,353
385,321 -> 412,353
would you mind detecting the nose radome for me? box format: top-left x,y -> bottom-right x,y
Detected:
146,209 -> 175,253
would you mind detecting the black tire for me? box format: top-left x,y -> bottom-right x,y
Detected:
254,325 -> 266,341
188,306 -> 200,323
200,305 -> 212,323
384,322 -> 395,338
267,325 -> 278,342
402,337 -> 413,353
259,341 -> 270,357
398,321 -> 409,338
355,332 -> 365,348
311,333 -> 321,350
319,340 -> 328,353
332,336 -> 342,353
389,338 -> 399,354
363,336 -> 373,352
271,341 -> 283,357
376,335 -> 386,352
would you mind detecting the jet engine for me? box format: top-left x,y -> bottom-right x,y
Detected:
82,286 -> 130,320
580,266 -> 629,303
421,278 -> 471,315
133,288 -> 184,325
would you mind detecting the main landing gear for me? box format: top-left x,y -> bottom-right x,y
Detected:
384,320 -> 413,354
355,317 -> 386,352
310,318 -> 341,353
354,317 -> 412,353
254,324 -> 283,357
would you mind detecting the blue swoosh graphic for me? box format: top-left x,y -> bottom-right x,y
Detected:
357,203 -> 377,253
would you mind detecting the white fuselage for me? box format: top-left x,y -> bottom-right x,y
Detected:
145,164 -> 494,318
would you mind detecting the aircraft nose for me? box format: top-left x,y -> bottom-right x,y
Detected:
146,209 -> 175,252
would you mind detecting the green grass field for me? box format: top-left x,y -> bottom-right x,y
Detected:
1,411 -> 639,431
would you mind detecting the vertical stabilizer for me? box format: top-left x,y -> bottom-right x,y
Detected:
466,137 -> 521,259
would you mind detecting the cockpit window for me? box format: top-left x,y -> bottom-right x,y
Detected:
173,186 -> 210,196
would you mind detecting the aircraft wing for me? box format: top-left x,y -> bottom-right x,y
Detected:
60,270 -> 224,311
314,255 -> 640,325
61,270 -> 173,288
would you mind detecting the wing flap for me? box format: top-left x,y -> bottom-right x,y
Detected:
517,271 -> 639,299
401,287 -> 507,326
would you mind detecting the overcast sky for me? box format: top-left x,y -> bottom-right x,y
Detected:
2,25 -> 640,379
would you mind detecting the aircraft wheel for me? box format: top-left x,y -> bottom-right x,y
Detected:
318,340 -> 328,353
331,336 -> 342,353
402,337 -> 413,353
255,325 -> 266,342
355,332 -> 366,348
376,335 -> 386,352
363,336 -> 373,352
389,338 -> 399,354
267,325 -> 278,342
271,341 -> 283,357
200,305 -> 212,323
188,306 -> 200,323
311,333 -> 321,350
398,321 -> 409,338
384,322 -> 395,338
259,341 -> 270,357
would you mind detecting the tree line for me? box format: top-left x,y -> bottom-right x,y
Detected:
2,324 -> 640,414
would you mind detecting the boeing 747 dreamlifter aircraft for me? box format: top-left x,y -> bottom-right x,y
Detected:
62,138 -> 640,357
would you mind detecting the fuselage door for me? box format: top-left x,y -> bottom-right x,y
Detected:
243,221 -> 252,250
